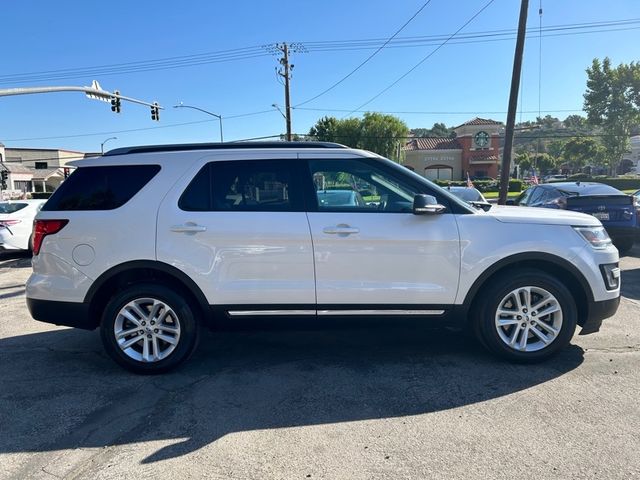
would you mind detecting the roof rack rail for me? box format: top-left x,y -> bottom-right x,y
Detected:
103,141 -> 348,156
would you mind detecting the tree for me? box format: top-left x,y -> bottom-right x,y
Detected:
308,113 -> 409,161
546,140 -> 566,162
411,122 -> 455,138
308,116 -> 339,141
563,114 -> 587,129
515,152 -> 532,172
535,115 -> 560,129
562,137 -> 605,173
584,58 -> 640,175
532,153 -> 556,173
359,112 -> 409,161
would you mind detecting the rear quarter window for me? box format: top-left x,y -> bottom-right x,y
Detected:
43,165 -> 160,211
0,203 -> 28,214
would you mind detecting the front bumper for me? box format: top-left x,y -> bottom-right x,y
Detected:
579,296 -> 620,335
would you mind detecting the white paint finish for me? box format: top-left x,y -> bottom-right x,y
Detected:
307,212 -> 461,305
27,252 -> 93,302
71,244 -> 95,266
157,211 -> 315,305
488,205 -> 601,226
453,214 -> 620,304
156,152 -> 315,305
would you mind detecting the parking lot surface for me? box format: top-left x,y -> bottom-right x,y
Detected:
1,250 -> 639,479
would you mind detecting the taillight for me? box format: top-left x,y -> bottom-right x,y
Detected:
32,219 -> 68,255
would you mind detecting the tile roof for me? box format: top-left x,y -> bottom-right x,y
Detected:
31,168 -> 62,180
455,117 -> 503,128
403,137 -> 461,151
1,163 -> 33,174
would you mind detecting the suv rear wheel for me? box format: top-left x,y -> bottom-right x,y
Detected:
100,283 -> 200,374
474,269 -> 577,362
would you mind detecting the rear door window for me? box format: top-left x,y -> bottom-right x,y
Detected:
179,160 -> 304,212
43,165 -> 160,211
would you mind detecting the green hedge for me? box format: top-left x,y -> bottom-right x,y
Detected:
434,179 -> 523,192
30,192 -> 53,199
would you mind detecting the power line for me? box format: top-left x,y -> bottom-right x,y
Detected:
294,106 -> 583,114
294,0 -> 434,107
302,18 -> 640,50
343,0 -> 497,116
2,109 -> 276,142
0,18 -> 636,86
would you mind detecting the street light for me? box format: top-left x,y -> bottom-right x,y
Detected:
173,103 -> 223,142
272,103 -> 287,120
101,136 -> 117,154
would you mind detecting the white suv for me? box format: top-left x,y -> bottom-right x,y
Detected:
26,142 -> 620,373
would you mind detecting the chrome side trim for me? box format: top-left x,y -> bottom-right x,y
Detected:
317,309 -> 445,316
227,310 -> 316,317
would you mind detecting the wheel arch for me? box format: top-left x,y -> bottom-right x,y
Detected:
462,252 -> 594,327
84,260 -> 210,329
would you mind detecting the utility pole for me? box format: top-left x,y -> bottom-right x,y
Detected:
276,43 -> 293,141
498,0 -> 529,205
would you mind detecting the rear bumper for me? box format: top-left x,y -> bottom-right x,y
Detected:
579,295 -> 620,335
26,297 -> 96,330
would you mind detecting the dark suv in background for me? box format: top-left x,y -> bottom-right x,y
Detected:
511,182 -> 639,254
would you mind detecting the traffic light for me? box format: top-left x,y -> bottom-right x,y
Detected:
110,90 -> 121,113
1,170 -> 7,190
151,102 -> 160,121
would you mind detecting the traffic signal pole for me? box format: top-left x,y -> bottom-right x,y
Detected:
0,81 -> 163,119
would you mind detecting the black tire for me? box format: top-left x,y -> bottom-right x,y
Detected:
614,238 -> 634,256
100,283 -> 200,374
473,268 -> 577,363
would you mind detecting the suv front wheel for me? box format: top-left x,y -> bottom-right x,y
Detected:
474,269 -> 577,362
100,283 -> 200,374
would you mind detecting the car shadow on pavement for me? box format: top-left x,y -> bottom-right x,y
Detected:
0,322 -> 584,465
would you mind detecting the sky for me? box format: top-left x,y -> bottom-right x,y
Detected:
0,0 -> 638,154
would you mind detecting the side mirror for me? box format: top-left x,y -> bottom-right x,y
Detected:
413,194 -> 445,215
505,199 -> 515,206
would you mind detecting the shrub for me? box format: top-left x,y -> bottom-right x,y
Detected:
30,192 -> 53,199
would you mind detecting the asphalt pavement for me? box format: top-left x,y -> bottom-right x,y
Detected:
0,249 -> 639,479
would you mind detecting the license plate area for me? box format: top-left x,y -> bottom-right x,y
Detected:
592,212 -> 609,221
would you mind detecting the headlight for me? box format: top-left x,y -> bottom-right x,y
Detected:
574,226 -> 612,249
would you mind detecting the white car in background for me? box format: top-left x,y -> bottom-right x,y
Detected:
447,186 -> 492,211
0,200 -> 46,252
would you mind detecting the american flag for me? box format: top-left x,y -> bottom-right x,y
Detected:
466,172 -> 474,188
531,168 -> 539,185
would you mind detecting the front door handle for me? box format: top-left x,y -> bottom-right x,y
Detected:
323,225 -> 360,235
170,223 -> 207,233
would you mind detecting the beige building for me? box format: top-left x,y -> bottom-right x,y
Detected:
0,145 -> 93,197
403,118 -> 503,181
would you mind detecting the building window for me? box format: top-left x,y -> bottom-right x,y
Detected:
14,180 -> 33,193
424,166 -> 453,181
35,162 -> 48,169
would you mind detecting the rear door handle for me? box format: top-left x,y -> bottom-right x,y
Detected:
323,225 -> 360,235
170,223 -> 207,233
